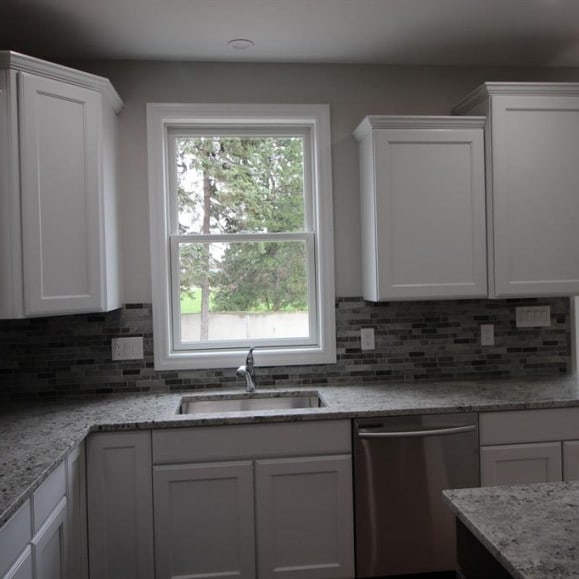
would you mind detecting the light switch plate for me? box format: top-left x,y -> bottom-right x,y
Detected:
516,306 -> 551,328
480,324 -> 494,346
360,328 -> 375,351
112,337 -> 144,360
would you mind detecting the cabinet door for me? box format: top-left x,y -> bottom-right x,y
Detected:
369,127 -> 486,300
66,443 -> 88,579
255,455 -> 354,579
481,442 -> 562,486
563,440 -> 579,481
153,461 -> 255,579
87,432 -> 154,579
491,94 -> 579,296
31,498 -> 67,579
18,72 -> 104,316
0,501 -> 32,579
2,546 -> 33,579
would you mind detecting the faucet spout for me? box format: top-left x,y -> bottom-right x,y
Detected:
236,347 -> 256,393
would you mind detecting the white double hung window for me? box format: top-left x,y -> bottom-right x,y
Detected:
147,104 -> 335,369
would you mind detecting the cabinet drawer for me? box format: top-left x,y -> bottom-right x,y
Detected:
0,502 -> 31,578
479,407 -> 579,445
32,461 -> 66,533
153,420 -> 351,464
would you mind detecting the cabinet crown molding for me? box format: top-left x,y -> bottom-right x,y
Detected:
453,82 -> 579,115
0,51 -> 123,112
353,115 -> 486,141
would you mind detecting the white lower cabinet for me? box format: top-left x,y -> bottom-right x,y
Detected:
154,461 -> 256,579
0,503 -> 32,579
153,454 -> 354,579
3,546 -> 33,579
255,455 -> 354,578
479,407 -> 579,487
563,440 -> 579,481
480,442 -> 562,486
87,431 -> 154,579
0,447 -> 86,579
65,443 -> 88,579
31,499 -> 67,579
151,420 -> 354,579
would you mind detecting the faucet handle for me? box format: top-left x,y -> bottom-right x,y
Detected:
247,347 -> 255,367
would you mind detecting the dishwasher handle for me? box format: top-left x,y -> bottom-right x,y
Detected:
357,424 -> 476,439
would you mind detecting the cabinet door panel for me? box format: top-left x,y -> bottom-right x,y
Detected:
19,72 -> 103,315
492,95 -> 579,296
481,442 -> 562,486
31,498 -> 67,579
563,440 -> 579,481
255,455 -> 354,579
0,502 -> 31,578
153,461 -> 255,579
66,443 -> 88,579
2,546 -> 33,579
33,462 -> 66,534
87,432 -> 154,579
372,127 -> 486,299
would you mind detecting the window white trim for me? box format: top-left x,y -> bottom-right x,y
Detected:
146,103 -> 336,370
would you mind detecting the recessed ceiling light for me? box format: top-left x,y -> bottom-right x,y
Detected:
227,38 -> 255,50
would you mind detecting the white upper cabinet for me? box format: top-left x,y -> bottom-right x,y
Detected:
455,82 -> 579,297
0,51 -> 123,318
354,116 -> 487,301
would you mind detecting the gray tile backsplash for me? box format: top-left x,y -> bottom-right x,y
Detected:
0,298 -> 570,399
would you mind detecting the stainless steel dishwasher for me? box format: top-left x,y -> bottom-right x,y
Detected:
354,413 -> 479,578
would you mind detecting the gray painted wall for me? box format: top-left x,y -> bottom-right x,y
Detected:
66,60 -> 579,302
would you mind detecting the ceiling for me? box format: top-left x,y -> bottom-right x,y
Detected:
3,0 -> 579,67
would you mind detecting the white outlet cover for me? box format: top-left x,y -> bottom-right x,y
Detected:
516,306 -> 551,328
112,337 -> 144,360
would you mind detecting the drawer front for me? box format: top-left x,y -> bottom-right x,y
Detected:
153,420 -> 351,464
480,407 -> 579,445
32,461 -> 66,533
0,502 -> 32,578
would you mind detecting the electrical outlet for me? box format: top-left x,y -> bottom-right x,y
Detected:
480,324 -> 494,346
112,337 -> 144,360
361,328 -> 375,351
516,306 -> 551,328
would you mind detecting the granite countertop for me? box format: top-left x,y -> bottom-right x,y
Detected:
2,374 -> 579,528
444,482 -> 579,578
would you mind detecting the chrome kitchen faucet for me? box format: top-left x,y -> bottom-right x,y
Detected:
236,347 -> 256,393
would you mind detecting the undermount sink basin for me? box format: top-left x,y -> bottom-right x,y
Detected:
179,391 -> 325,414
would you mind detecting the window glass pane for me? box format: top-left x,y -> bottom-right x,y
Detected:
175,136 -> 305,234
178,240 -> 310,342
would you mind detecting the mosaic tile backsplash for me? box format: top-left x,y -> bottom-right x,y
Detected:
0,298 -> 570,399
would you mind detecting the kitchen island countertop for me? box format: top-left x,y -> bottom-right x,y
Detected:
444,481 -> 579,578
3,374 -> 579,527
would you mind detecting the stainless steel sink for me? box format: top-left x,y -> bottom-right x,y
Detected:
179,391 -> 325,414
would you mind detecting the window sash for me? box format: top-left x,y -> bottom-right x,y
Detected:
169,232 -> 318,351
167,128 -> 314,236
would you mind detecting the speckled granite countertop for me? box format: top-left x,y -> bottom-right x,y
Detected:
2,374 -> 579,528
444,482 -> 579,578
